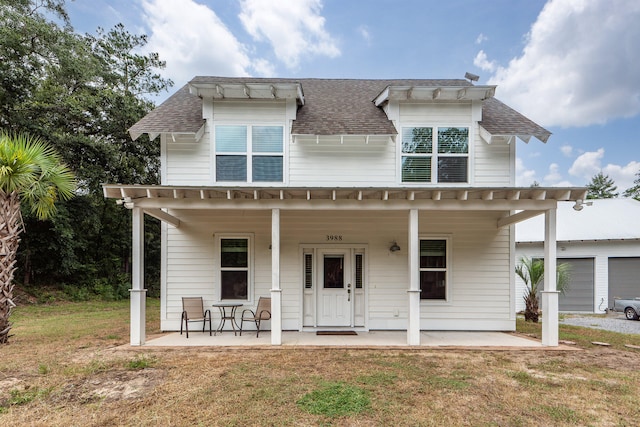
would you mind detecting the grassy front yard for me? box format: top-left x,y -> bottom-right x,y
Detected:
1,300 -> 639,426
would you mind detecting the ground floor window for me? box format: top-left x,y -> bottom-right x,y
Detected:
217,235 -> 252,301
420,237 -> 449,300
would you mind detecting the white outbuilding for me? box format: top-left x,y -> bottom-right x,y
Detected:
516,198 -> 640,313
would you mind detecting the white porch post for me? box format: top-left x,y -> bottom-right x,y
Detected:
270,208 -> 282,345
541,208 -> 559,346
130,207 -> 147,346
407,209 -> 421,345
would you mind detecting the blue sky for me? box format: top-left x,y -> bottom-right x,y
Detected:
66,0 -> 640,192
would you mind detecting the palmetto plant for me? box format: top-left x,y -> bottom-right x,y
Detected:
0,132 -> 76,343
515,256 -> 571,323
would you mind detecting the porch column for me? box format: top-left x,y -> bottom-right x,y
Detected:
541,208 -> 559,346
271,208 -> 282,345
407,209 -> 421,345
130,207 -> 147,346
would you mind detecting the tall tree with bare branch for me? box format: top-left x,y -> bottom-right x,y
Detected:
0,132 -> 75,343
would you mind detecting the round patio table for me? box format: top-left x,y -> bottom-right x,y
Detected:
212,303 -> 243,335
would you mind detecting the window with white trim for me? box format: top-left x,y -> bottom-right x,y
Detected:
215,125 -> 284,182
401,126 -> 469,183
217,236 -> 252,301
419,238 -> 449,300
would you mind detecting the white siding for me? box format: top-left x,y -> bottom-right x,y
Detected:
162,98 -> 514,188
474,134 -> 513,186
163,100 -> 290,186
161,209 -> 514,332
397,102 -> 512,187
289,137 -> 396,186
212,99 -> 288,123
418,211 -> 512,330
164,137 -> 211,185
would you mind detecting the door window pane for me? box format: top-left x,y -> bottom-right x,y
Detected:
324,256 -> 344,289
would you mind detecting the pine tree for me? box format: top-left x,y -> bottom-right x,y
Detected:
586,172 -> 618,199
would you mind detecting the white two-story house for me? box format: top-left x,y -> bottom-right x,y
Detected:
103,77 -> 587,346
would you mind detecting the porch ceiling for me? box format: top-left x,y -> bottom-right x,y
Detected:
103,184 -> 587,213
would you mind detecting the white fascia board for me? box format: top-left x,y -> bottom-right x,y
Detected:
479,126 -> 523,145
373,86 -> 391,106
376,86 -> 496,105
189,82 -> 304,104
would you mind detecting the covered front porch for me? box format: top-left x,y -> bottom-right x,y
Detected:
103,185 -> 588,348
143,330 -> 553,349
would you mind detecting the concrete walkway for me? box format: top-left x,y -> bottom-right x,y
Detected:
143,330 -> 555,349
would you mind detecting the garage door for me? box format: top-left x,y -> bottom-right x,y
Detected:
558,258 -> 594,312
608,257 -> 640,304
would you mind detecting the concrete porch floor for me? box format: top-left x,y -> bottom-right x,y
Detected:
143,330 -> 555,349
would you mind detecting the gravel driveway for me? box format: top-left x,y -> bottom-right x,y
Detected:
561,312 -> 640,335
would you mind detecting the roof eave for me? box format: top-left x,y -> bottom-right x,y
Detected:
188,81 -> 305,105
129,123 -> 206,142
479,125 -> 551,145
374,85 -> 497,106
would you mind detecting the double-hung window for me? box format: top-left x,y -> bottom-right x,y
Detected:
218,237 -> 252,301
419,238 -> 449,300
401,126 -> 469,183
215,125 -> 284,182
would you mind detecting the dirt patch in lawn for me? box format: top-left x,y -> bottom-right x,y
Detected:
52,368 -> 165,404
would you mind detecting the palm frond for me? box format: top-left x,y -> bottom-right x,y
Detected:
0,132 -> 77,219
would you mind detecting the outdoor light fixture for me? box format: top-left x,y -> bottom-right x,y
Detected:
572,199 -> 593,211
389,241 -> 401,252
464,71 -> 480,82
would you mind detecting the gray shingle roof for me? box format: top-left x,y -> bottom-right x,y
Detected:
129,76 -> 551,143
128,84 -> 205,140
479,98 -> 551,143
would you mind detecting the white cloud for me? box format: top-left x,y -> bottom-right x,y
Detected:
515,157 -> 538,186
602,161 -> 640,192
473,50 -> 497,73
483,0 -> 640,127
251,58 -> 276,77
358,25 -> 371,44
543,163 -> 563,184
553,148 -> 640,190
568,149 -> 605,182
475,33 -> 488,44
238,0 -> 340,70
560,145 -> 573,157
141,0 -> 253,85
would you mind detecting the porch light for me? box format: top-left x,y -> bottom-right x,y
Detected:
572,199 -> 593,211
389,241 -> 401,252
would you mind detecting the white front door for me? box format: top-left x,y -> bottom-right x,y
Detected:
317,249 -> 352,327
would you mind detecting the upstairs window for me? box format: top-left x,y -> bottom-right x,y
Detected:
401,126 -> 469,183
215,125 -> 284,182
